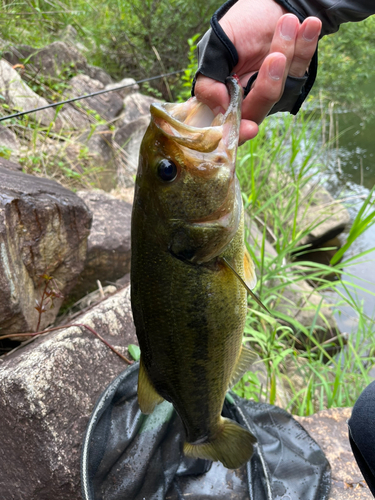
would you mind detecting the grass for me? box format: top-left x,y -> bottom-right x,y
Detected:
233,112 -> 375,415
2,1 -> 375,417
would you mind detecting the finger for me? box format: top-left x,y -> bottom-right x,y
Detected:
270,14 -> 300,75
289,17 -> 322,77
193,75 -> 229,115
239,119 -> 259,145
241,52 -> 287,125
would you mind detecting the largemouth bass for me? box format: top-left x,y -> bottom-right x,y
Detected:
131,77 -> 258,470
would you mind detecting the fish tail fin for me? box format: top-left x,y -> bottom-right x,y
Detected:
137,357 -> 164,414
183,417 -> 256,469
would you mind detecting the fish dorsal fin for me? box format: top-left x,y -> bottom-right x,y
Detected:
244,247 -> 257,290
138,357 -> 164,415
221,256 -> 270,314
229,345 -> 259,388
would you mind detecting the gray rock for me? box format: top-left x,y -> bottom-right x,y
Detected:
295,182 -> 351,248
273,278 -> 338,344
58,103 -> 91,131
122,92 -> 158,125
65,74 -> 123,122
76,125 -> 117,190
114,115 -> 149,175
0,285 -> 137,500
105,77 -> 139,99
0,167 -> 92,336
0,157 -> 22,171
58,24 -> 79,45
245,214 -> 339,343
0,124 -> 20,160
2,41 -> 88,80
67,190 -> 132,301
296,408 -> 372,499
0,59 -> 58,127
86,65 -> 113,86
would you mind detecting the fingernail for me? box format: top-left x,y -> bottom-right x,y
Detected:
302,22 -> 318,41
269,58 -> 285,81
213,106 -> 225,115
281,16 -> 297,40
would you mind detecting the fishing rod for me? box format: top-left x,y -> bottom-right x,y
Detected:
0,69 -> 184,123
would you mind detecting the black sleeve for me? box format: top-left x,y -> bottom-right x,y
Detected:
274,0 -> 375,37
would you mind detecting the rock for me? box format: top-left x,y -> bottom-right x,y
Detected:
244,214 -> 339,343
105,77 -> 139,99
58,103 -> 91,131
86,65 -> 113,86
0,167 -> 92,336
76,125 -> 117,190
114,115 -> 149,175
3,42 -> 88,80
122,92 -> 157,125
110,185 -> 135,204
273,278 -> 339,345
67,190 -> 132,302
65,74 -> 123,122
295,183 -> 351,248
296,408 -> 372,499
0,157 -> 22,171
0,285 -> 137,500
0,59 -> 58,127
0,124 -> 20,160
113,93 -> 159,181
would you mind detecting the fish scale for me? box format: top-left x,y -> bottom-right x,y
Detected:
131,77 -> 258,469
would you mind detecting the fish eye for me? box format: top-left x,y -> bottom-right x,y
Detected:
157,159 -> 178,182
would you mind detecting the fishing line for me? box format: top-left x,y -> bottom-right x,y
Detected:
0,69 -> 184,123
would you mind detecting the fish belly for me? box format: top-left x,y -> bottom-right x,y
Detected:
131,217 -> 247,443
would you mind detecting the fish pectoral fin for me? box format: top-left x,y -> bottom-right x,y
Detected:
221,256 -> 270,315
183,417 -> 256,469
138,357 -> 164,415
244,247 -> 257,289
229,345 -> 259,388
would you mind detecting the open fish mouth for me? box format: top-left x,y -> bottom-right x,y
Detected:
150,76 -> 242,158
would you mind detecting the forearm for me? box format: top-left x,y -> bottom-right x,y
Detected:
274,0 -> 375,36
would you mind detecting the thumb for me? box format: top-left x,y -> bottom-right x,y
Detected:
193,74 -> 230,115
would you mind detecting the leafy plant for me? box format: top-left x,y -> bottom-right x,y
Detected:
233,112 -> 375,415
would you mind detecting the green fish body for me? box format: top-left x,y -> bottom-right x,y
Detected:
131,78 -> 257,469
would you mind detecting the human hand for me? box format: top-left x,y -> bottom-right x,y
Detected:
193,0 -> 322,143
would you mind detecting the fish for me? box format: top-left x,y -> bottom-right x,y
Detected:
130,76 -> 258,470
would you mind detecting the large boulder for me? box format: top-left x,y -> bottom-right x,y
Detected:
295,183 -> 351,248
296,408 -> 372,499
67,190 -> 132,301
65,74 -> 123,122
121,92 -> 157,125
0,59 -> 58,127
75,125 -> 117,191
0,124 -> 20,160
2,42 -> 88,80
114,92 -> 158,177
0,285 -> 137,500
105,77 -> 139,99
86,65 -> 113,86
0,167 -> 92,335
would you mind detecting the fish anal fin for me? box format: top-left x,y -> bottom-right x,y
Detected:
184,417 -> 256,469
244,248 -> 257,290
138,357 -> 164,415
229,345 -> 258,388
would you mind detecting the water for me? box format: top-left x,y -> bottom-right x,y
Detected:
321,110 -> 375,331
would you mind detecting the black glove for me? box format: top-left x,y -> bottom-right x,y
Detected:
191,0 -> 318,116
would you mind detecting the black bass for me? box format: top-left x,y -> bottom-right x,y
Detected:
131,77 -> 258,469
